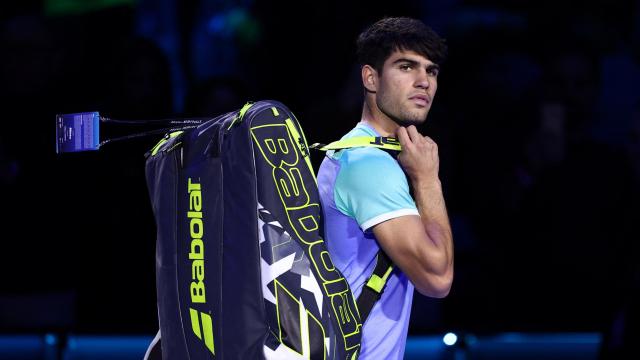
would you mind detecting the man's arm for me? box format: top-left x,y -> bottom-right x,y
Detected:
372,125 -> 454,298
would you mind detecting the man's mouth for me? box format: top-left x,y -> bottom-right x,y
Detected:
409,94 -> 430,107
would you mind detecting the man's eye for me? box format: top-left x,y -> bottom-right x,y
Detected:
400,64 -> 412,71
428,69 -> 439,76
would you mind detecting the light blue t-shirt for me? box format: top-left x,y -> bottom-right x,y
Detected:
317,123 -> 419,359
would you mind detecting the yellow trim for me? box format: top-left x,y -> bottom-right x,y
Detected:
189,308 -> 202,339
279,179 -> 291,197
278,138 -> 289,154
288,168 -> 301,196
316,136 -> 401,152
289,115 -> 315,180
285,118 -> 316,180
149,131 -> 184,156
227,101 -> 254,130
366,275 -> 385,293
271,107 -> 280,116
299,215 -> 319,232
274,279 -> 329,359
251,124 -> 300,168
200,312 -> 215,354
320,251 -> 335,271
265,138 -> 277,154
366,266 -> 394,293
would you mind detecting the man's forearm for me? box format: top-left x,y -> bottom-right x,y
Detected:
412,179 -> 454,274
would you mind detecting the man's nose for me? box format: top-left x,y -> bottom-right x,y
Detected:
415,69 -> 430,89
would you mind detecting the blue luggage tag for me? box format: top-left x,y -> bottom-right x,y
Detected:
56,112 -> 100,153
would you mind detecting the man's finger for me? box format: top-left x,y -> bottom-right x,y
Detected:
396,126 -> 409,146
407,125 -> 423,143
396,127 -> 416,152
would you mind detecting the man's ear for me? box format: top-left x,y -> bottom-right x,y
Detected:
362,65 -> 378,93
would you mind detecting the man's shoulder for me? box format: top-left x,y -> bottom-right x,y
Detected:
334,146 -> 409,205
338,147 -> 400,174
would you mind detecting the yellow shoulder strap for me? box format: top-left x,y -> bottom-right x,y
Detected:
309,136 -> 401,152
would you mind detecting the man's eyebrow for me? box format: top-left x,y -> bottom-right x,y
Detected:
392,58 -> 440,71
392,58 -> 420,66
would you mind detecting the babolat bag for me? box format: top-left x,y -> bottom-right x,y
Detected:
145,100 -> 369,359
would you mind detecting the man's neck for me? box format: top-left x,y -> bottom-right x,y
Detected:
360,100 -> 399,137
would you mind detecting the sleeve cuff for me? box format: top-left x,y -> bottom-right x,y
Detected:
360,208 -> 420,232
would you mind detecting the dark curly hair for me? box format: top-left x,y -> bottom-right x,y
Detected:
356,17 -> 448,73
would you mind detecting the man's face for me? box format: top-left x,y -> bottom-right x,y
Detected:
375,49 -> 439,126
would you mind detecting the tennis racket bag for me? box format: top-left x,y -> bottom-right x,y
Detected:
144,100 -> 363,359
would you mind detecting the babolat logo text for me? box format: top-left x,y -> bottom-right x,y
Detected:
187,178 -> 215,355
251,122 -> 362,353
188,178 -> 206,303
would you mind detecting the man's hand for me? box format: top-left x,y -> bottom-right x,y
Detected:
396,125 -> 440,186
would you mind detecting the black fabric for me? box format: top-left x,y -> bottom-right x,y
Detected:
356,251 -> 395,325
144,100 -> 363,359
220,109 -> 266,359
145,138 -> 190,358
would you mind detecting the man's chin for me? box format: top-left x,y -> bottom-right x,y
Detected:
393,116 -> 427,128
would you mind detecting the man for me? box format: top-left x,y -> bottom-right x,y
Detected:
317,17 -> 454,359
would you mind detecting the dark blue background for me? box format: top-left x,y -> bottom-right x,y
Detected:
0,0 -> 638,357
